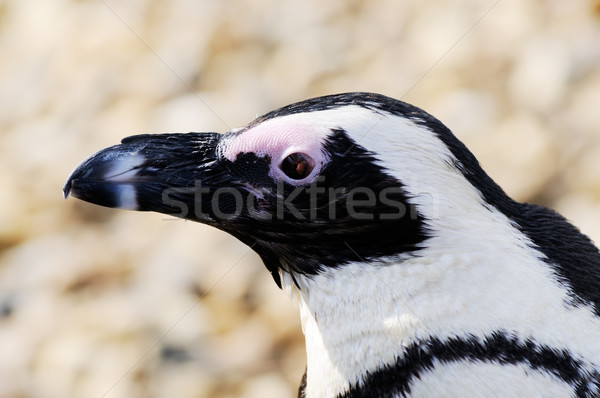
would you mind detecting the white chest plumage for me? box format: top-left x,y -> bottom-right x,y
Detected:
285,243 -> 600,397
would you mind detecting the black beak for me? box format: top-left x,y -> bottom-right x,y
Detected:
64,133 -> 225,220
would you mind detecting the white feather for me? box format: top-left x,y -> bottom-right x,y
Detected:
409,361 -> 575,398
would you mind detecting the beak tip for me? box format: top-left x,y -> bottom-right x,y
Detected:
63,179 -> 72,199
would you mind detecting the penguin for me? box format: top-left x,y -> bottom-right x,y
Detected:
64,92 -> 600,397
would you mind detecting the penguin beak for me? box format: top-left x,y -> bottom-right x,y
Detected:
63,133 -> 229,222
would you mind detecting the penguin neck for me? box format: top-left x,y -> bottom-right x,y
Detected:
282,257 -> 443,397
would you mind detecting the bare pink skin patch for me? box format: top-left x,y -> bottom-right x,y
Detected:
219,116 -> 330,185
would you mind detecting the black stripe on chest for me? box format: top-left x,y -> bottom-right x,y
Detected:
332,331 -> 599,398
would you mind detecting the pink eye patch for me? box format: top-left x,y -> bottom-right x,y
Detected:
220,118 -> 329,182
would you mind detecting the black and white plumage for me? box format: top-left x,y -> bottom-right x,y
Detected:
64,92 -> 600,397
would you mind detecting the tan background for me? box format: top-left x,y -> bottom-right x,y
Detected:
1,1 -> 600,397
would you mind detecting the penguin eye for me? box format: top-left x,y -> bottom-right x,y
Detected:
280,152 -> 315,180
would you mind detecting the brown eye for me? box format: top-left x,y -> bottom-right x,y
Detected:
280,152 -> 315,180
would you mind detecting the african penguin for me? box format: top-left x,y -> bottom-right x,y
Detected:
64,92 -> 600,398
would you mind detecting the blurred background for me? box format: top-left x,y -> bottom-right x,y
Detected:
1,0 -> 600,397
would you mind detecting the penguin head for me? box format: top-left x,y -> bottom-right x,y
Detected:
64,92 -> 504,286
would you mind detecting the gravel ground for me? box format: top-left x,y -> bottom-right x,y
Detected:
1,1 -> 600,397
